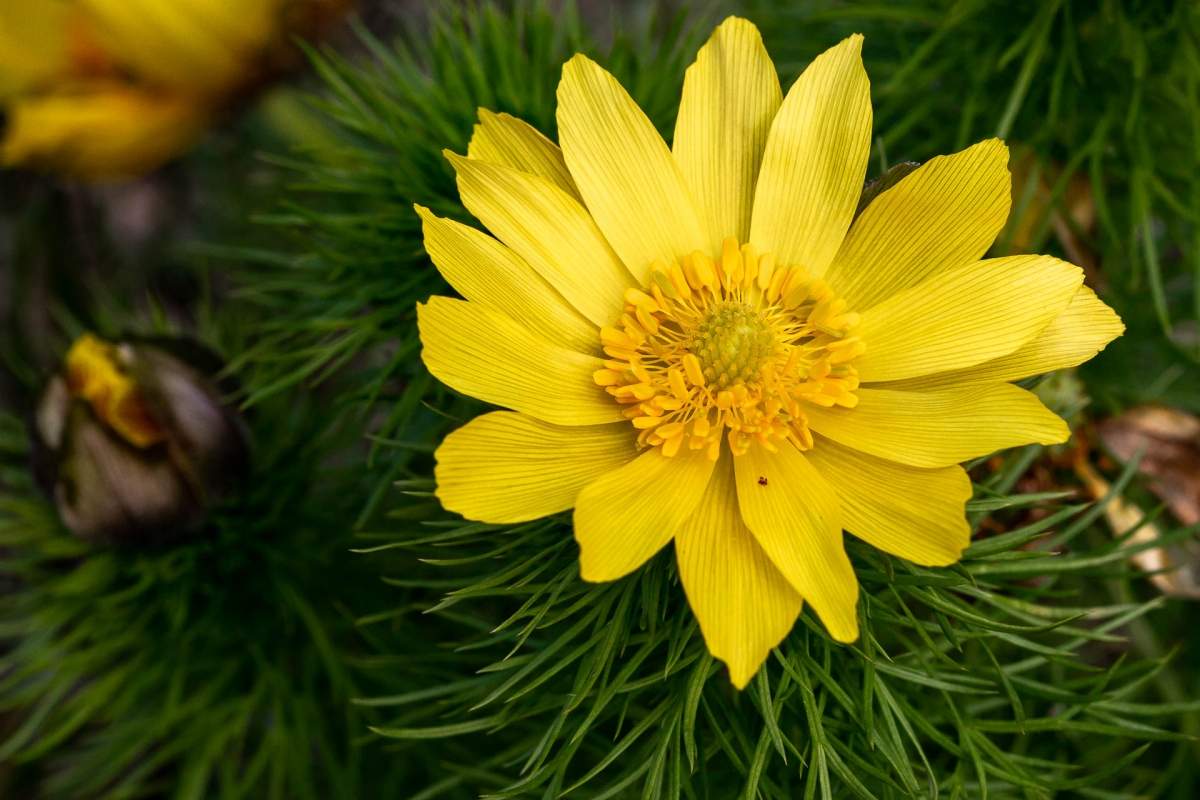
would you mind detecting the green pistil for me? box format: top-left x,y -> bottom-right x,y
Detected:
690,303 -> 775,389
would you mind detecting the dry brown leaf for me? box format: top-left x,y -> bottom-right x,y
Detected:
1097,406 -> 1200,526
1074,456 -> 1200,599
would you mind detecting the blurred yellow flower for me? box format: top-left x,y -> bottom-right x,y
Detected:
0,0 -> 350,180
416,17 -> 1124,687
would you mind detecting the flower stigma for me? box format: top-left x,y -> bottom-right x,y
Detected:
594,237 -> 865,459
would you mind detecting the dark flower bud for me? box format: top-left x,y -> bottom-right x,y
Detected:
32,334 -> 249,545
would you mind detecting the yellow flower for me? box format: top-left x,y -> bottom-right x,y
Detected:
416,18 -> 1124,688
0,0 -> 350,180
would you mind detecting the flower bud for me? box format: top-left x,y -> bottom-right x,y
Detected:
32,334 -> 249,545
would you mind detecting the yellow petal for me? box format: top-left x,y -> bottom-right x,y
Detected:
64,334 -> 166,448
557,53 -> 707,281
0,3 -> 70,99
854,255 -> 1083,382
79,0 -> 274,93
167,0 -> 285,52
1,86 -> 208,180
417,296 -> 621,426
825,139 -> 1012,309
415,205 -> 595,352
673,17 -> 782,251
733,444 -> 858,642
749,35 -> 871,277
893,286 -> 1125,389
676,451 -> 801,689
467,109 -> 580,199
574,447 -> 715,582
435,411 -> 633,523
806,384 -> 1069,469
806,437 -> 971,566
447,152 -> 633,327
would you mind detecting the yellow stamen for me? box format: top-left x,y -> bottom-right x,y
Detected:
767,266 -> 789,303
655,396 -> 683,412
657,422 -> 685,439
721,237 -> 743,286
682,353 -> 706,387
693,251 -> 718,291
756,251 -> 776,291
668,368 -> 689,401
594,241 -> 864,459
667,262 -> 692,299
593,368 -> 622,386
740,243 -> 759,290
600,326 -> 636,350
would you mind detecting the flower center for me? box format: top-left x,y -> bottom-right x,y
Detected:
691,302 -> 774,390
594,237 -> 865,459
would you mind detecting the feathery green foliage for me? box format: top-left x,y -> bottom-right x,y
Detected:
0,196 -> 424,795
0,396 -> 419,798
365,449 -> 1196,798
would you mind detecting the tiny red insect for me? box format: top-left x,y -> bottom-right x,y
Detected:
757,476 -> 768,486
